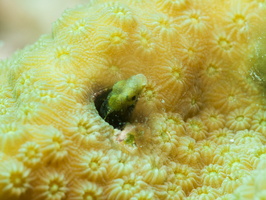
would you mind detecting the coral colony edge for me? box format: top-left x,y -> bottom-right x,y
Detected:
1,0 -> 266,199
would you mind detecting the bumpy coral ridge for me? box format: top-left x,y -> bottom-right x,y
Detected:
1,0 -> 266,199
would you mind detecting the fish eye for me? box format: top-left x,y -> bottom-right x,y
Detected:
131,96 -> 136,101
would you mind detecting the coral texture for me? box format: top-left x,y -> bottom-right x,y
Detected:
1,0 -> 266,199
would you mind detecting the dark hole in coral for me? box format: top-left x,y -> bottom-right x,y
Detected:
94,89 -> 134,130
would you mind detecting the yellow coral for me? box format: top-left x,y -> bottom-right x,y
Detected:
105,150 -> 136,180
0,159 -> 32,200
208,128 -> 234,145
0,123 -> 29,155
168,162 -> 199,195
175,136 -> 201,166
69,179 -> 104,200
251,109 -> 266,134
200,107 -> 225,132
197,140 -> 217,165
155,182 -> 185,200
104,173 -> 147,200
233,159 -> 266,199
187,186 -> 221,200
71,150 -> 109,183
139,156 -> 167,185
185,117 -> 208,141
200,164 -> 225,188
16,141 -> 43,168
32,167 -> 69,200
225,107 -> 253,131
1,0 -> 266,199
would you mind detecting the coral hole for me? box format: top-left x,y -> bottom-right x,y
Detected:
94,89 -> 132,130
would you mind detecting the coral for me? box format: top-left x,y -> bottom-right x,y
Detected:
69,179 -> 104,200
251,109 -> 266,134
200,107 -> 225,132
99,2 -> 137,31
105,150 -> 136,180
221,169 -> 251,194
139,156 -> 167,185
212,144 -> 240,165
200,164 -> 225,188
96,26 -> 130,55
65,108 -> 112,151
130,190 -> 157,200
248,146 -> 266,167
176,83 -> 204,118
168,162 -> 199,195
155,182 -> 185,200
197,140 -> 217,165
132,26 -> 158,59
149,119 -> 180,155
104,173 -> 147,200
176,1 -> 212,36
223,154 -> 253,173
175,136 -> 201,166
0,159 -> 32,200
205,80 -> 251,113
32,167 -> 69,200
16,141 -> 42,168
208,128 -> 234,145
234,129 -> 265,146
225,107 -> 253,131
187,186 -> 221,200
33,126 -> 71,165
172,34 -> 207,67
150,56 -> 194,108
155,0 -> 188,16
185,117 -> 207,141
233,159 -> 266,199
0,123 -> 28,155
1,0 -> 266,199
148,13 -> 179,42
208,26 -> 247,63
71,150 -> 109,183
219,0 -> 262,40
199,58 -> 232,90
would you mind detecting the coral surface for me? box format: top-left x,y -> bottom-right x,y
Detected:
1,0 -> 266,199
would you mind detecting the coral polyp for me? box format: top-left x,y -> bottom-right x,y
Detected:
1,0 -> 266,199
